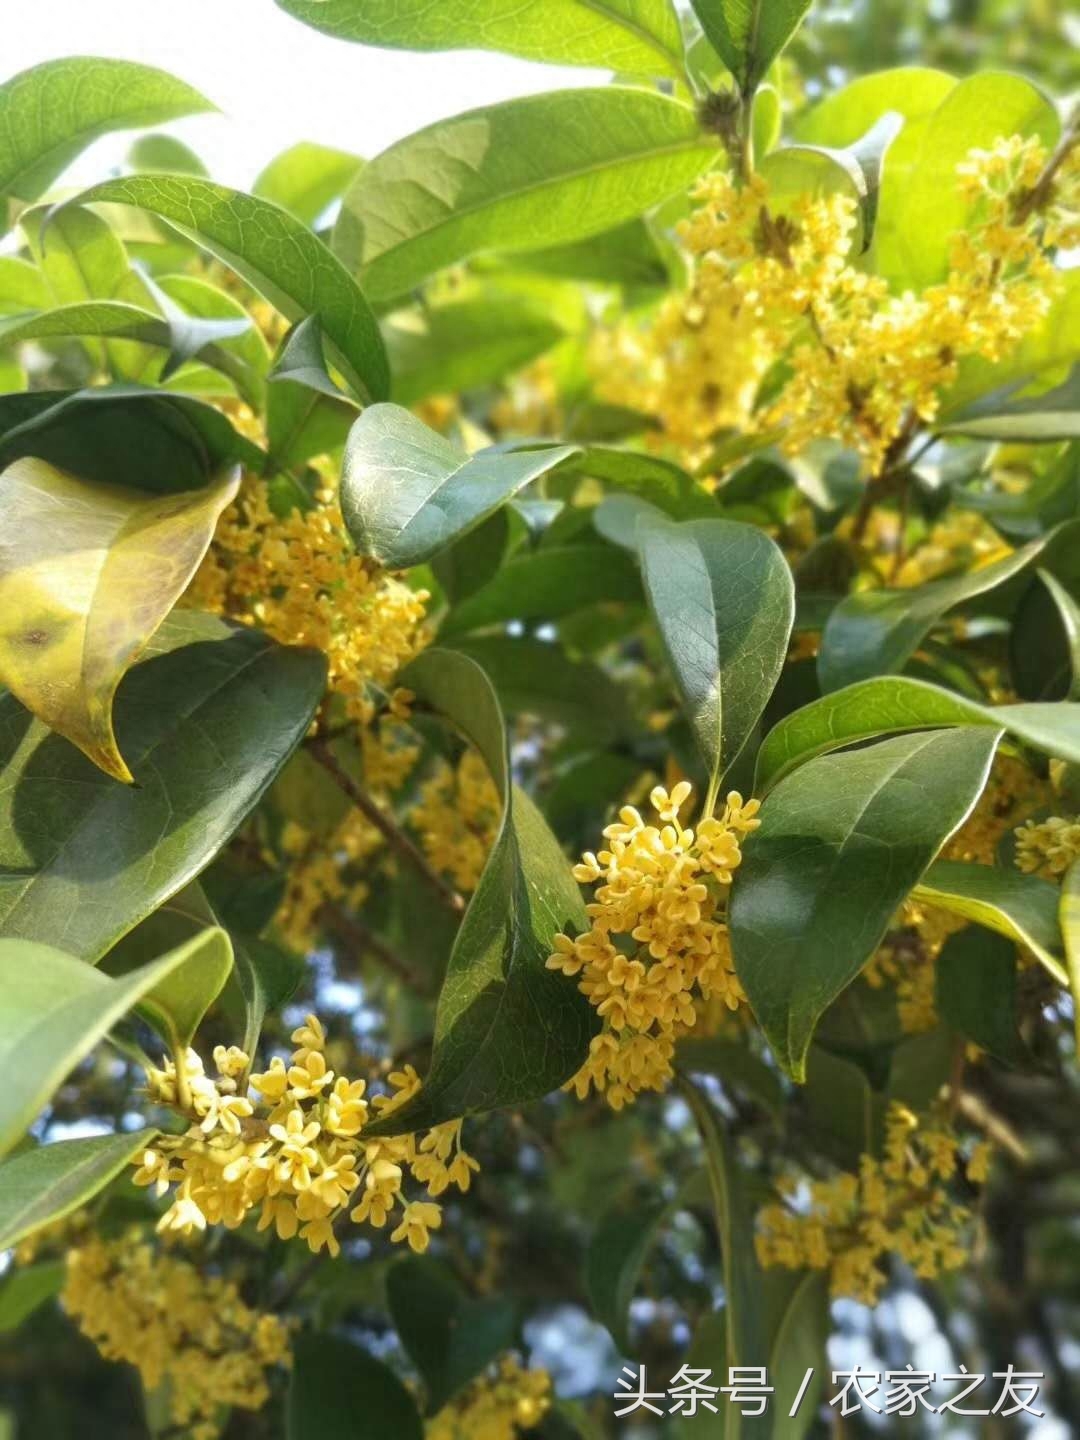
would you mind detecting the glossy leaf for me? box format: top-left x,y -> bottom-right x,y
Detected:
440,543 -> 641,636
342,404 -> 577,569
586,1197 -> 670,1353
756,675 -> 1080,793
365,648 -> 597,1133
387,1256 -> 517,1413
691,0 -> 812,94
913,860 -> 1068,988
288,1333 -> 423,1440
0,929 -> 230,1155
253,140 -> 364,227
274,0 -> 686,78
638,516 -> 794,790
68,175 -> 390,403
335,89 -> 716,301
0,611 -> 327,960
0,458 -> 239,781
729,728 -> 1001,1079
384,292 -> 567,407
0,1130 -> 157,1252
0,58 -> 212,207
818,525 -> 1079,692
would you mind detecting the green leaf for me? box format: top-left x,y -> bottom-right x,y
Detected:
936,927 -> 1021,1063
729,728 -> 1001,1079
756,675 -> 1080,793
0,1262 -> 63,1334
387,1256 -> 517,1413
288,1333 -> 423,1440
0,256 -> 50,313
0,58 -> 212,208
0,611 -> 327,960
498,216 -> 672,289
0,457 -> 239,782
342,404 -> 577,569
818,524 -> 1080,692
883,72 -> 1059,289
365,648 -> 597,1132
638,516 -> 794,792
431,510 -> 510,605
0,384 -> 263,494
67,175 -> 390,403
447,635 -> 634,745
0,1130 -> 157,1252
690,0 -> 812,95
266,315 -> 359,472
384,292 -> 567,408
679,1077 -> 769,1434
274,0 -> 686,78
585,1197 -> 670,1353
0,928 -> 230,1155
1010,570 -> 1080,702
913,859 -> 1068,988
233,937 -> 305,1064
1060,861 -> 1080,1058
778,112 -> 904,250
940,365 -> 1080,443
253,141 -> 364,227
804,1046 -> 883,1168
764,1272 -> 830,1440
127,132 -> 208,177
0,299 -> 258,404
335,89 -> 716,302
439,543 -> 642,636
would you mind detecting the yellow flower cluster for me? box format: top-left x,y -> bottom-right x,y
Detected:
62,1234 -> 290,1440
756,1104 -> 991,1305
842,507 -> 1012,588
596,135 -> 1066,476
427,1357 -> 552,1440
133,1015 -> 477,1257
548,782 -> 758,1109
187,478 -> 429,727
275,809 -> 382,952
410,751 -> 502,894
944,753 -> 1050,865
490,355 -> 564,439
1015,814 -> 1080,877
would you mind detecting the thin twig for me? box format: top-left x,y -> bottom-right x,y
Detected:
308,737 -> 465,917
1013,103 -> 1080,224
320,902 -> 433,996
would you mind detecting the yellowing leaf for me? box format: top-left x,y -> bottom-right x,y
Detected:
0,458 -> 238,782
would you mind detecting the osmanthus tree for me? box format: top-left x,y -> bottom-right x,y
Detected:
2,0 -> 1080,1434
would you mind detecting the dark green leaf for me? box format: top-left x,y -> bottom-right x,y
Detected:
365,648 -> 597,1132
936,927 -> 1022,1063
431,510 -> 510,606
0,612 -> 327,961
585,1197 -> 670,1353
440,544 -> 642,636
287,1333 -> 423,1440
0,1262 -> 63,1334
1010,570 -> 1080,702
729,728 -> 1001,1079
387,1256 -> 517,1413
68,175 -> 389,403
941,365 -> 1080,443
343,404 -> 577,569
638,516 -> 794,791
756,675 -> 1080,793
0,1130 -> 157,1251
335,89 -> 716,301
267,316 -> 359,472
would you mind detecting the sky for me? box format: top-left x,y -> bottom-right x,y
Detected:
4,1 -> 608,188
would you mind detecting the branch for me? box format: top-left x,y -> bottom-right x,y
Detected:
308,737 -> 465,917
320,902 -> 433,996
